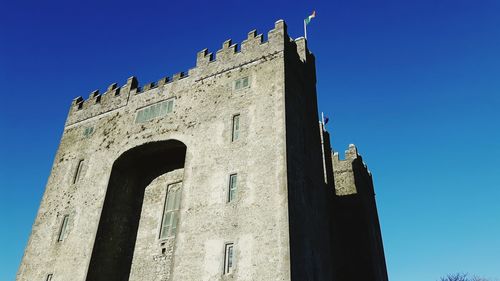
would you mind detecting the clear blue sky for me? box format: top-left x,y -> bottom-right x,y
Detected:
1,0 -> 499,280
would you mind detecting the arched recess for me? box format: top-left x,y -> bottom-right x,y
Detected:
85,140 -> 187,281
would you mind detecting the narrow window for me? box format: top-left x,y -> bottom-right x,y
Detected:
228,174 -> 237,202
167,99 -> 174,113
73,159 -> 84,184
58,215 -> 69,242
46,274 -> 53,281
231,114 -> 240,142
224,243 -> 234,274
242,77 -> 249,88
159,183 -> 182,239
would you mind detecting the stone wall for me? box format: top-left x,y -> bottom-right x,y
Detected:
18,20 -> 293,281
17,19 -> 389,281
331,145 -> 389,281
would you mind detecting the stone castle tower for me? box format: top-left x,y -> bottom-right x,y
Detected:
17,20 -> 388,281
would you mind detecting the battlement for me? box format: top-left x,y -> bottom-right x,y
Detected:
333,144 -> 359,162
65,19 -> 311,126
332,144 -> 373,196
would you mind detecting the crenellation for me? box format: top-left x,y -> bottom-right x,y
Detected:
157,76 -> 170,87
65,77 -> 138,126
247,29 -> 257,39
332,144 -> 374,196
215,39 -> 238,62
333,151 -> 340,162
19,19 -> 388,281
89,90 -> 102,104
73,96 -> 83,107
294,37 -> 308,62
66,20 -> 306,131
331,143 -> 387,280
332,149 -> 357,196
90,90 -> 99,98
345,143 -> 358,160
241,30 -> 264,52
126,76 -> 139,90
67,20 -> 294,126
142,82 -> 155,92
222,39 -> 233,49
172,72 -> 186,81
67,20 -> 291,125
107,83 -> 118,92
267,19 -> 287,47
195,48 -> 213,67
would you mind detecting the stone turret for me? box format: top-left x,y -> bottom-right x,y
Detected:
332,143 -> 373,196
331,144 -> 388,281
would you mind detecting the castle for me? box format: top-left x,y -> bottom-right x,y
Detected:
17,20 -> 388,281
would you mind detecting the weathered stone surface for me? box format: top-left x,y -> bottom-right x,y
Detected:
17,19 -> 388,281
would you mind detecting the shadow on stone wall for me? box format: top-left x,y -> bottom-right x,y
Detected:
85,140 -> 186,281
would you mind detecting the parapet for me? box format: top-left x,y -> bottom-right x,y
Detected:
65,19 -> 310,126
65,76 -> 139,126
332,144 -> 373,196
190,19 -> 290,80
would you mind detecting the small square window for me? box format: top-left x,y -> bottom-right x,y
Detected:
234,77 -> 250,90
83,127 -> 94,137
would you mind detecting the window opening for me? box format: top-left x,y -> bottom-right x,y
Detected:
58,215 -> 69,242
231,115 -> 240,142
135,99 -> 174,123
234,77 -> 250,90
159,183 -> 182,239
228,174 -> 237,202
83,127 -> 94,137
224,243 -> 234,274
73,159 -> 84,184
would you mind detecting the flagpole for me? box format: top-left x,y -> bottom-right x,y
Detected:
304,19 -> 307,40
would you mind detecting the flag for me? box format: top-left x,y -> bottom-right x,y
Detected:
304,11 -> 316,25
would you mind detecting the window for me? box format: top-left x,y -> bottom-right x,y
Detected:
234,77 -> 249,90
46,274 -> 53,281
228,174 -> 237,202
83,126 -> 94,137
58,215 -> 69,242
73,159 -> 84,184
224,243 -> 234,274
135,99 -> 174,123
159,183 -> 182,239
231,114 -> 240,142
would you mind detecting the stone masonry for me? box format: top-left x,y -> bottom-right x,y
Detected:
17,20 -> 388,281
